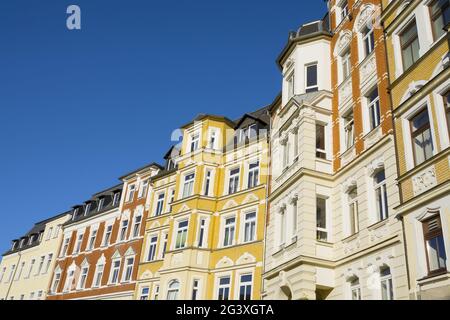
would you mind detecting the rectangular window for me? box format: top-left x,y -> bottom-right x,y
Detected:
51,272 -> 61,293
97,198 -> 105,211
155,193 -> 165,216
316,124 -> 326,159
410,108 -> 434,165
228,168 -> 240,194
182,173 -> 195,198
110,260 -> 121,284
341,0 -> 349,19
348,187 -> 359,235
362,26 -> 375,57
283,140 -> 290,168
204,170 -> 212,196
351,278 -> 362,300
342,49 -> 351,80
161,233 -> 168,259
423,215 -> 447,275
374,170 -> 389,221
133,215 -> 142,238
239,274 -> 253,300
217,276 -> 231,300
126,184 -> 136,202
175,220 -> 189,249
367,88 -> 381,131
46,227 -> 53,240
244,212 -> 256,243
140,287 -> 150,300
287,73 -> 295,100
64,269 -> 75,292
138,179 -> 149,198
445,91 -> 450,135
316,197 -> 328,242
223,217 -> 236,247
103,224 -> 113,246
119,220 -> 129,241
44,254 -> 53,274
429,0 -> 450,40
74,233 -> 83,254
190,133 -> 200,152
93,264 -> 104,287
147,236 -> 158,261
87,229 -> 97,251
26,259 -> 35,278
112,192 -> 121,206
84,203 -> 91,216
247,161 -> 260,188
122,257 -> 134,282
16,262 -> 25,280
343,110 -> 355,150
77,266 -> 89,289
0,267 -> 6,282
380,267 -> 394,300
168,188 -> 176,211
280,209 -> 286,245
36,256 -> 45,275
198,218 -> 206,248
208,130 -> 218,149
305,64 -> 318,93
60,238 -> 70,257
192,279 -> 200,300
154,285 -> 160,300
400,20 -> 420,70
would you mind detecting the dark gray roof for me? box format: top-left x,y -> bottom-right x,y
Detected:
119,162 -> 164,180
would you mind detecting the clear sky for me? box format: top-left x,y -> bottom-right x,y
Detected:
0,0 -> 327,253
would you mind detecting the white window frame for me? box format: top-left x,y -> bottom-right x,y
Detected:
92,262 -> 105,288
373,169 -> 388,222
109,258 -> 121,285
167,280 -> 180,300
102,223 -> 113,247
286,72 -> 295,100
305,63 -> 319,93
380,266 -> 394,300
132,211 -> 143,238
236,270 -> 254,301
126,184 -> 136,203
121,256 -> 135,283
215,274 -> 232,300
227,167 -> 240,195
77,264 -> 89,290
207,127 -> 220,150
159,232 -> 169,259
189,132 -> 200,153
174,219 -> 189,250
43,254 -> 53,274
154,192 -> 165,216
221,215 -> 236,248
87,228 -> 98,251
181,171 -> 195,199
247,161 -> 260,189
119,219 -> 129,241
197,216 -> 209,248
147,234 -> 158,262
138,179 -> 149,199
242,211 -> 257,244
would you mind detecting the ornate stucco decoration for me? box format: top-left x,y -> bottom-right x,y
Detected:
412,166 -> 437,196
342,176 -> 357,194
334,30 -> 353,57
367,157 -> 384,177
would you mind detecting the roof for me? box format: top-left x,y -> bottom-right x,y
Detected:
119,162 -> 164,180
180,114 -> 236,129
233,105 -> 271,129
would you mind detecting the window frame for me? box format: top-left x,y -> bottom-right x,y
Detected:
422,214 -> 447,276
409,107 -> 434,166
305,63 -> 319,93
399,19 -> 420,71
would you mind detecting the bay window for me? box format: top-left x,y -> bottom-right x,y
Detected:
305,63 -> 318,93
429,0 -> 450,40
175,220 -> 189,249
316,123 -> 326,159
182,173 -> 195,198
316,197 -> 328,242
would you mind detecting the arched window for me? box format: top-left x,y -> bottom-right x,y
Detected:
349,276 -> 361,300
167,280 -> 180,300
380,266 -> 394,300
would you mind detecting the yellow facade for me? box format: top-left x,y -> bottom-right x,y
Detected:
134,112 -> 269,300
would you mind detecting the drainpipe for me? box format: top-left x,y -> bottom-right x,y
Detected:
5,251 -> 22,300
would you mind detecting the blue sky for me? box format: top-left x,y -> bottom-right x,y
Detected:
0,0 -> 326,253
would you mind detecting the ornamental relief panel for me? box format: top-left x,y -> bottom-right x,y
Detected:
412,166 -> 437,196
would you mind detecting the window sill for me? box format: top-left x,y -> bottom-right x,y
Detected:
342,232 -> 359,243
316,240 -> 333,247
417,271 -> 450,285
367,218 -> 389,231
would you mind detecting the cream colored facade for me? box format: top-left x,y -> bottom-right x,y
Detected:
0,213 -> 71,300
382,0 -> 450,299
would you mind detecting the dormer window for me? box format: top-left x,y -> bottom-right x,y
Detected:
20,238 -> 26,248
340,0 -> 349,22
126,184 -> 136,202
11,241 -> 17,251
72,208 -> 80,220
167,158 -> 175,170
84,203 -> 92,216
190,133 -> 200,152
112,192 -> 121,206
97,197 -> 105,211
29,235 -> 35,245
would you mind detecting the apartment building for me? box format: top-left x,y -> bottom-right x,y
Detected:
381,0 -> 449,299
0,213 -> 71,300
134,109 -> 269,300
263,0 -> 410,300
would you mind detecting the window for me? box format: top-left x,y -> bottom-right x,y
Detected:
362,26 -> 375,58
190,133 -> 200,152
374,169 -> 389,221
138,179 -> 149,198
154,285 -> 160,300
367,88 -> 381,131
126,184 -> 136,202
53,225 -> 60,238
37,291 -> 43,300
341,0 -> 349,20
198,218 -> 206,248
155,193 -> 165,216
247,161 -> 259,189
228,168 -> 240,194
208,129 -> 218,149
400,20 -> 420,70
103,224 -> 113,246
51,272 -> 61,293
292,198 -> 298,236
140,287 -> 150,300
46,227 -> 53,240
119,219 -> 129,241
77,266 -> 89,289
280,209 -> 286,245
343,109 -> 355,150
410,108 -> 434,165
112,192 -> 121,206
60,237 -> 70,257
74,233 -> 84,254
175,220 -> 189,249
429,0 -> 450,40
182,173 -> 195,198
351,277 -> 361,300
204,169 -> 212,196
423,215 -> 447,275
293,129 -> 299,159
161,233 -> 168,259
239,274 -> 253,300
36,256 -> 45,275
44,254 -> 53,274
223,217 -> 236,247
97,198 -> 105,211
93,264 -> 104,287
87,229 -> 97,251
192,279 -> 200,300
0,267 -> 6,282
217,276 -> 231,300
64,269 -> 75,292
243,212 -> 256,243
316,124 -> 326,159
16,262 -> 25,280
122,257 -> 134,282
342,49 -> 351,80
287,73 -> 295,100
305,64 -> 318,93
72,208 -> 80,221
84,203 -> 91,216
167,280 -> 180,300
248,124 -> 257,139
109,260 -> 121,284
26,259 -> 35,278
348,187 -> 359,235
445,91 -> 450,135
283,140 -> 290,168
147,236 -> 158,261
132,214 -> 142,238
316,197 -> 328,241
380,267 -> 394,300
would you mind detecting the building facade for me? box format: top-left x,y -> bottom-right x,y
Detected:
0,213 -> 71,300
263,0 -> 410,300
134,109 -> 270,300
381,0 -> 450,299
